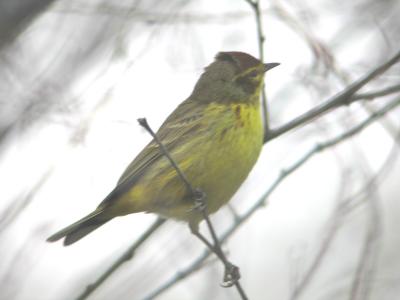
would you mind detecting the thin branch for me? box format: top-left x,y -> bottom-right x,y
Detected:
137,118 -> 248,300
0,168 -> 53,234
271,1 -> 400,163
272,1 -> 337,75
351,83 -> 400,101
143,97 -> 400,299
51,5 -> 268,24
245,0 -> 270,134
292,126 -> 400,299
142,248 -> 213,300
348,198 -> 380,300
347,154 -> 383,300
75,218 -> 165,300
290,210 -> 342,300
265,49 -> 400,142
341,131 -> 400,214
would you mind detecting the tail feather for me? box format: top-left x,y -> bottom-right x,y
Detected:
47,210 -> 111,246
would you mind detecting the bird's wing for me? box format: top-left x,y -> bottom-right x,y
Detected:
98,99 -> 206,208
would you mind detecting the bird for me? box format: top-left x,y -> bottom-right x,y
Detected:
47,51 -> 279,246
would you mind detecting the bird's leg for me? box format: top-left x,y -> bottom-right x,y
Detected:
192,188 -> 207,211
189,224 -> 241,287
189,190 -> 241,287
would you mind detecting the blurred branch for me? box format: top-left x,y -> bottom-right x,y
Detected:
0,0 -> 56,49
245,0 -> 270,133
0,168 -> 53,234
272,1 -> 339,76
75,218 -> 165,300
347,162 -> 383,300
272,0 -> 400,162
292,126 -> 400,299
52,4 -> 269,23
351,83 -> 400,101
290,208 -> 342,300
349,194 -> 381,300
343,131 -> 400,214
341,123 -> 400,300
142,97 -> 400,299
265,48 -> 400,142
142,248 -> 213,300
288,167 -> 352,298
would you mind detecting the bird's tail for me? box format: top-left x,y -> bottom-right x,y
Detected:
46,209 -> 111,246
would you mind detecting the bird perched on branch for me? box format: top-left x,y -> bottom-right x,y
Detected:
47,51 -> 279,246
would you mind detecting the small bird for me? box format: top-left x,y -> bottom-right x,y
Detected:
47,51 -> 279,246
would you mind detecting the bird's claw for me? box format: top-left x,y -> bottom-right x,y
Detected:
192,188 -> 207,212
221,263 -> 241,287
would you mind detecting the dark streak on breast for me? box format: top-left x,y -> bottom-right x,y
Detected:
220,128 -> 228,141
235,105 -> 244,128
235,105 -> 241,119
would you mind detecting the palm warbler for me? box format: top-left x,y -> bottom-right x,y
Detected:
48,52 -> 279,245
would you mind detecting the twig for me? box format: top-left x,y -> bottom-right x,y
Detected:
142,97 -> 400,299
245,0 -> 270,134
137,118 -> 248,300
265,49 -> 400,142
288,164 -> 353,298
75,218 -> 165,300
341,130 -> 400,214
347,158 -> 383,300
0,168 -> 53,234
351,83 -> 400,101
290,210 -> 342,300
348,198 -> 380,300
142,248 -> 213,300
292,126 -> 400,299
272,1 -> 400,162
272,1 -> 352,81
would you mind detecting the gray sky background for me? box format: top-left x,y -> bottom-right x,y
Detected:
1,0 -> 400,299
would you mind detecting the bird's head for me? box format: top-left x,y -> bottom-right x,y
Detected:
191,51 -> 279,104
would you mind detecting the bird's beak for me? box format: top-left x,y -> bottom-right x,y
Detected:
263,62 -> 280,72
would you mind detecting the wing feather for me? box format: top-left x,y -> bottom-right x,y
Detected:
99,99 -> 206,208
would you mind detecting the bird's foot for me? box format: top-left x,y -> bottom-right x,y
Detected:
192,188 -> 207,212
221,263 -> 241,287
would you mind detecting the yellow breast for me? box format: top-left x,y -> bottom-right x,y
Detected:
192,102 -> 263,215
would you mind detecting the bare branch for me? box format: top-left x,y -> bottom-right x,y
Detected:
351,83 -> 400,101
346,145 -> 383,300
348,198 -> 381,300
265,49 -> 400,142
290,210 -> 342,300
142,249 -> 213,300
75,218 -> 165,300
292,123 -> 400,299
0,168 -> 53,234
245,0 -> 270,134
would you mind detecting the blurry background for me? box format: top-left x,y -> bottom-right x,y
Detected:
1,0 -> 400,299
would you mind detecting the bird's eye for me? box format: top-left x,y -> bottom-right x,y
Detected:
248,71 -> 258,78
